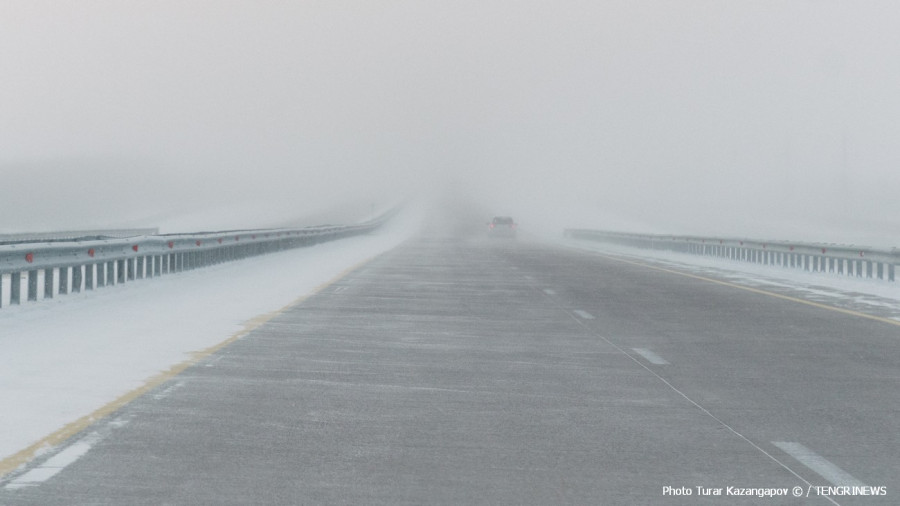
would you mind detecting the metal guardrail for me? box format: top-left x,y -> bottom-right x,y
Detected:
0,228 -> 160,245
0,212 -> 396,308
564,229 -> 900,282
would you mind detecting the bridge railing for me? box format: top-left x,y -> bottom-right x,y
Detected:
564,228 -> 900,282
0,212 -> 395,308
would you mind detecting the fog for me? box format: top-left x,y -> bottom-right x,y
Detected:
3,1 -> 900,244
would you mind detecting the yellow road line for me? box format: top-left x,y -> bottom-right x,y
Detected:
0,258 -> 374,480
597,252 -> 900,328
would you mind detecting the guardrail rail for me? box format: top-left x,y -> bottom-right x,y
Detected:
0,211 -> 396,308
0,228 -> 160,245
564,228 -> 900,283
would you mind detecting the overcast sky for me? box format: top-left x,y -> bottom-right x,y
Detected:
2,1 -> 900,243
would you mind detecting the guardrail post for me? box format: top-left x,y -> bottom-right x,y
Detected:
10,272 -> 21,305
86,264 -> 95,290
72,265 -> 83,293
59,266 -> 70,295
27,270 -> 38,301
43,268 -> 54,298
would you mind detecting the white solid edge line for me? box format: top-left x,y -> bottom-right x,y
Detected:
773,442 -> 867,487
632,348 -> 670,365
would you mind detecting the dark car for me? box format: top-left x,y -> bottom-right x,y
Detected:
487,216 -> 517,238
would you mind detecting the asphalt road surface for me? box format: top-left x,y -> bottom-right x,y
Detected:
2,229 -> 898,505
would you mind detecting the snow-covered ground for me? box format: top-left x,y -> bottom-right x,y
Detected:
558,235 -> 900,322
0,206 -> 423,471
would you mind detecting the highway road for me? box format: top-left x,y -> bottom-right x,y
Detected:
1,227 -> 897,505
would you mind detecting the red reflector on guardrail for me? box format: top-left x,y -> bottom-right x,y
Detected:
25,253 -> 34,263
196,240 -> 202,246
132,245 -> 139,252
88,249 -> 95,257
168,241 -> 174,249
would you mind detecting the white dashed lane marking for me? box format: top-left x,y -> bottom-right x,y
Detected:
572,310 -> 595,320
632,348 -> 670,365
773,442 -> 867,487
543,289 -> 556,295
5,433 -> 104,490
